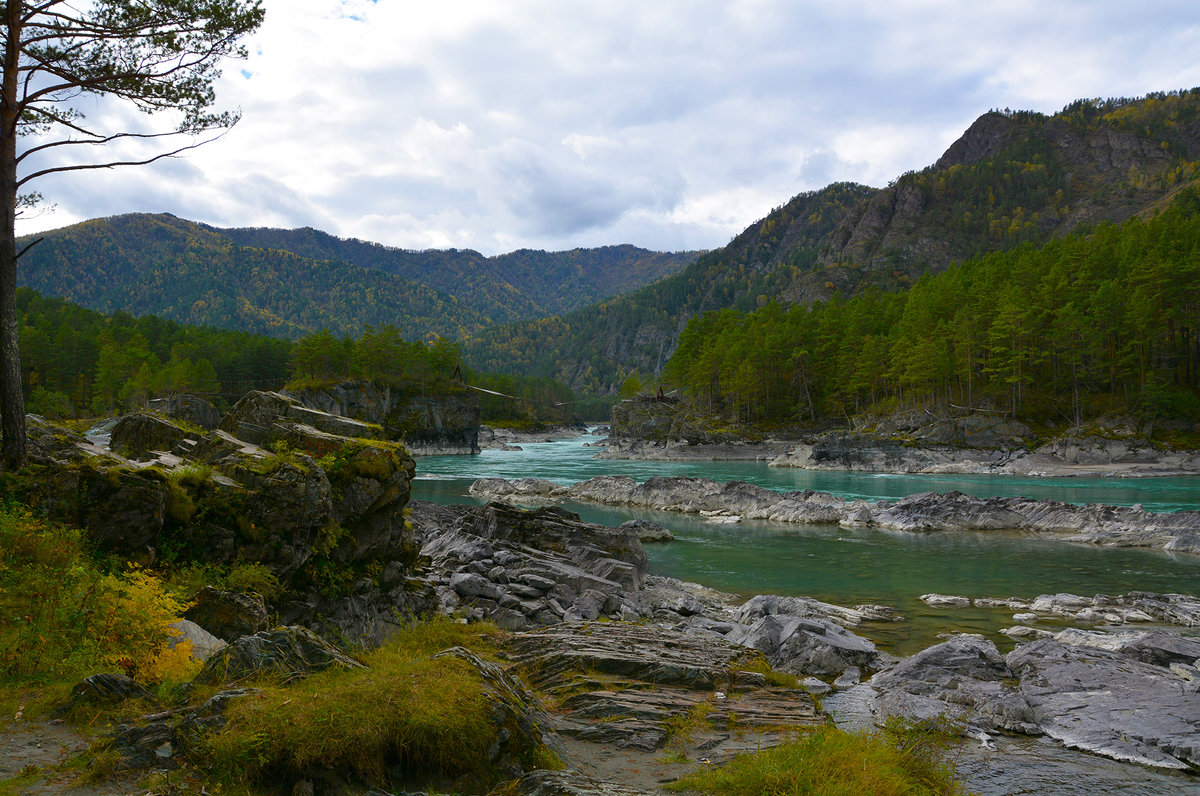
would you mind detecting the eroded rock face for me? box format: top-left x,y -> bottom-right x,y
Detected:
285,380 -> 481,455
22,407 -> 434,647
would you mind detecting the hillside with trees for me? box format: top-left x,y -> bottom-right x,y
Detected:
16,214 -> 696,342
464,90 -> 1200,394
662,188 -> 1200,426
219,225 -> 699,321
18,288 -> 578,427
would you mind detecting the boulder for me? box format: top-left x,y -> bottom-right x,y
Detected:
65,673 -> 153,709
869,635 -> 1038,733
1007,636 -> 1200,769
193,626 -> 366,685
168,619 -> 227,662
110,412 -> 190,460
617,519 -> 674,542
727,613 -> 879,677
146,394 -> 222,430
185,587 -> 270,641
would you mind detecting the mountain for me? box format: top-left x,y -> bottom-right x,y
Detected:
463,89 -> 1200,392
16,214 -> 697,340
217,226 -> 699,322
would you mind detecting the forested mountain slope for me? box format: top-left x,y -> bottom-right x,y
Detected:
17,213 -> 487,340
218,225 -> 698,321
460,182 -> 873,393
17,214 -> 697,339
464,90 -> 1200,393
664,188 -> 1200,426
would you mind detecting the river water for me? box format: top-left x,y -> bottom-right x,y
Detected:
414,429 -> 1200,655
413,430 -> 1200,793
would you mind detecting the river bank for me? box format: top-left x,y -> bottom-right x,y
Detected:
603,399 -> 1200,477
470,474 -> 1200,555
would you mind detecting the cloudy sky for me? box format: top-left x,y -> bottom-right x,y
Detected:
16,0 -> 1200,255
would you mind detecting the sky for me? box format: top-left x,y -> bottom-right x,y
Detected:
15,0 -> 1200,256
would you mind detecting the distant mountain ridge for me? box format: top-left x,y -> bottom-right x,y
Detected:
17,214 -> 698,339
218,225 -> 701,321
464,89 -> 1200,392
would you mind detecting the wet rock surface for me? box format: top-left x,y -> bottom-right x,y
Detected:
471,475 -> 1200,554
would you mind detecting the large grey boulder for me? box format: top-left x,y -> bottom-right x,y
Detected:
869,634 -> 1038,734
1007,634 -> 1200,769
726,612 -> 878,677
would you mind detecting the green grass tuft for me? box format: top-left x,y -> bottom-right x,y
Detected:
669,720 -> 968,796
201,620 -> 515,788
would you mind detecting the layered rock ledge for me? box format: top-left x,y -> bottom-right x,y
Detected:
469,475 -> 1200,554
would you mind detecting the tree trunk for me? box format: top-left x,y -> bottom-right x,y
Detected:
1,4 -> 27,469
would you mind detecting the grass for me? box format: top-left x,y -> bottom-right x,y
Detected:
669,719 -> 968,796
664,701 -> 714,751
198,619 -> 529,790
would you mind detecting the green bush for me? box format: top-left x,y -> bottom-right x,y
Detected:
0,505 -> 197,686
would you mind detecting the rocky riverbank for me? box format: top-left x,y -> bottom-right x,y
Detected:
479,422 -> 589,450
469,475 -> 1200,554
10,396 -> 1199,794
603,399 -> 1200,475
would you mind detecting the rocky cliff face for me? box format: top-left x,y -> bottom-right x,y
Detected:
798,104 -> 1197,302
286,379 -> 480,454
19,394 -> 437,646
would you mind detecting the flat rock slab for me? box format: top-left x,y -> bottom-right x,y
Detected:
509,622 -> 769,692
506,621 -> 824,771
1008,638 -> 1200,770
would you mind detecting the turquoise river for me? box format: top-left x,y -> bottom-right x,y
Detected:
412,429 -> 1200,794
413,429 -> 1200,655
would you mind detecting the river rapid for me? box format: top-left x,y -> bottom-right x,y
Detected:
413,429 -> 1200,794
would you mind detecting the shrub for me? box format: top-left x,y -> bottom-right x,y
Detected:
0,506 -> 199,687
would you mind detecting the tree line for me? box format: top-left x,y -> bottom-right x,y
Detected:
19,293 -> 582,427
662,190 -> 1200,426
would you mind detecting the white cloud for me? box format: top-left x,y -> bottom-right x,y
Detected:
15,0 -> 1200,254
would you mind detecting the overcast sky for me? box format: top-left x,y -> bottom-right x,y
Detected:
16,0 -> 1200,256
